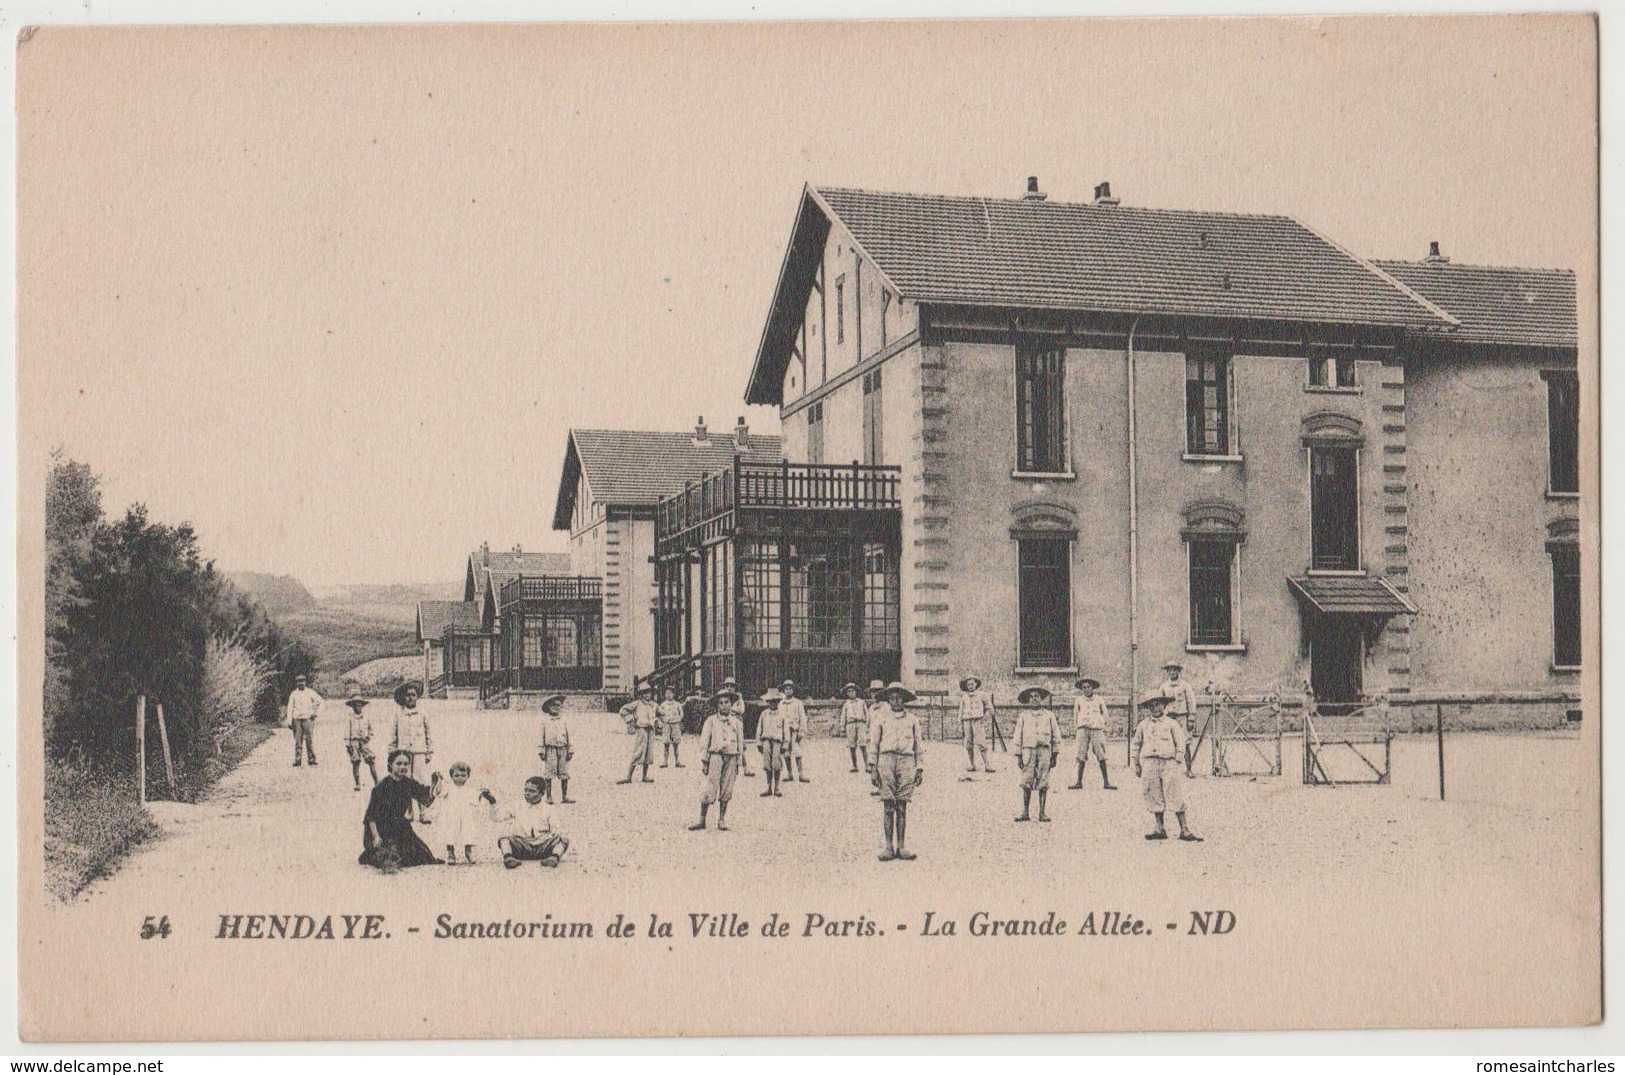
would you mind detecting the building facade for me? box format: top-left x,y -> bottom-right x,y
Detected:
552,422 -> 783,693
707,180 -> 1579,717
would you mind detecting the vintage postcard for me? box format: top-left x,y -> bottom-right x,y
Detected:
14,15 -> 1600,1041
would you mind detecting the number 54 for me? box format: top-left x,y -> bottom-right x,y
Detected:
139,915 -> 172,939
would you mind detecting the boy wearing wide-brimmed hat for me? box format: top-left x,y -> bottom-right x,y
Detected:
755,689 -> 789,797
1013,687 -> 1062,822
389,681 -> 433,821
839,682 -> 870,773
780,680 -> 811,784
690,685 -> 745,831
1131,693 -> 1201,843
657,685 -> 686,769
720,677 -> 755,777
867,682 -> 924,861
1068,677 -> 1118,791
957,675 -> 997,774
537,693 -> 575,804
343,698 -> 378,790
617,682 -> 660,786
864,679 -> 889,794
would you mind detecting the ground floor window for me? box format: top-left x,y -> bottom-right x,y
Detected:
861,542 -> 900,651
1189,539 -> 1237,646
1017,537 -> 1071,667
1552,545 -> 1580,668
739,540 -> 782,650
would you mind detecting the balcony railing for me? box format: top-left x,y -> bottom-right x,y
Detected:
657,460 -> 902,546
497,575 -> 603,610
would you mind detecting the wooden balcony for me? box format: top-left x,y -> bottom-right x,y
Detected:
656,460 -> 902,556
498,575 -> 602,610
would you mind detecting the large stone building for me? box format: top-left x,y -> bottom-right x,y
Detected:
644,179 -> 1577,715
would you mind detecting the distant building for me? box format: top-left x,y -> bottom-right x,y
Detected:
551,420 -> 782,693
642,180 -> 1578,719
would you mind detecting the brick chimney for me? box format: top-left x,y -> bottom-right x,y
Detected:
734,416 -> 750,451
1093,181 -> 1120,207
694,416 -> 708,444
1023,176 -> 1047,201
512,543 -> 522,559
480,541 -> 490,567
1425,241 -> 1450,264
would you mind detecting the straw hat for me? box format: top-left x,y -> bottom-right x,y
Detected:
1138,691 -> 1172,710
1017,686 -> 1052,705
392,681 -> 422,706
1075,677 -> 1100,690
867,679 -> 887,697
636,682 -> 655,696
842,682 -> 860,694
959,675 -> 982,692
712,686 -> 741,704
541,693 -> 566,712
883,682 -> 917,704
343,697 -> 369,712
762,688 -> 785,703
1162,661 -> 1184,672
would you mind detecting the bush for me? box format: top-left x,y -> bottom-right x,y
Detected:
43,759 -> 160,901
202,635 -> 272,758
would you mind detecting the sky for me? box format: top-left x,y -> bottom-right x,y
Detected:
16,15 -> 1596,587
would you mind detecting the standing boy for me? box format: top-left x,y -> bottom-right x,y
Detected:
720,677 -> 755,777
342,697 -> 378,790
867,682 -> 924,861
286,674 -> 323,768
657,686 -> 686,768
618,683 -> 659,785
865,679 -> 888,794
690,686 -> 745,831
1130,695 -> 1202,842
537,693 -> 575,804
1013,687 -> 1062,823
389,682 -> 433,821
839,682 -> 870,773
1157,661 -> 1200,776
957,675 -> 997,774
780,679 -> 810,783
1068,677 -> 1118,791
755,689 -> 788,797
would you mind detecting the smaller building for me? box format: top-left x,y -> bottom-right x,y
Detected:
415,599 -> 487,697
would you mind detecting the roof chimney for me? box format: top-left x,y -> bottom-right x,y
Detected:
1093,181 -> 1120,207
734,416 -> 750,451
480,541 -> 490,567
1023,176 -> 1047,202
694,416 -> 708,443
513,543 -> 522,559
1424,241 -> 1450,264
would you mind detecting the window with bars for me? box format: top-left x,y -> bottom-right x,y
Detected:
701,544 -> 732,653
739,540 -> 782,650
862,369 -> 884,465
522,620 -> 546,666
1185,345 -> 1232,456
1308,351 -> 1357,388
1544,371 -> 1579,495
1310,446 -> 1360,571
1552,545 -> 1580,668
1017,537 -> 1071,667
861,542 -> 900,651
546,616 -> 578,667
806,401 -> 824,465
1016,343 -> 1067,473
1188,540 -> 1237,646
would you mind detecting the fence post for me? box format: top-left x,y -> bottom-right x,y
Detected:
135,695 -> 147,805
154,703 -> 177,797
1435,702 -> 1446,801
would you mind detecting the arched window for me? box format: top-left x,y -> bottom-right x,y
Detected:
1010,502 -> 1078,668
1182,500 -> 1246,648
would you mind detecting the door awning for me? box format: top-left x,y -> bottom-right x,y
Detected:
1288,575 -> 1418,617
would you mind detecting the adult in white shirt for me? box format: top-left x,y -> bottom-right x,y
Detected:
286,674 -> 323,768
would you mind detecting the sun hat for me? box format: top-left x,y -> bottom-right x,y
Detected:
762,688 -> 785,703
541,693 -> 566,712
393,681 -> 422,706
1017,686 -> 1052,705
344,697 -> 369,711
1075,677 -> 1100,690
883,681 -> 917,704
959,675 -> 982,691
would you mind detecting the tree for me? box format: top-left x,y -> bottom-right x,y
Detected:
44,451 -> 104,752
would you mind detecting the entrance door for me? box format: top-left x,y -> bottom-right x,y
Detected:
1310,616 -> 1363,713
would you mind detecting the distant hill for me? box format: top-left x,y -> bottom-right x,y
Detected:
223,571 -> 317,616
306,581 -> 464,626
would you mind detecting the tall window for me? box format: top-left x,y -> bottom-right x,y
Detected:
1186,344 -> 1232,455
834,275 -> 846,345
787,539 -> 853,650
806,401 -> 824,464
1544,371 -> 1579,495
1552,545 -> 1580,668
1188,540 -> 1237,645
1310,447 -> 1360,571
1016,343 -> 1067,473
862,368 -> 884,464
739,540 -> 781,650
860,542 -> 900,651
1017,537 -> 1071,668
522,620 -> 546,666
545,616 -> 578,667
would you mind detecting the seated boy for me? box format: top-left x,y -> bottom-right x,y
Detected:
494,776 -> 571,868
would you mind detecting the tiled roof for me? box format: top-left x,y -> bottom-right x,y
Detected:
1372,259 -> 1577,349
746,184 -> 1458,404
1288,576 -> 1417,617
473,549 -> 571,591
552,428 -> 784,530
416,600 -> 480,642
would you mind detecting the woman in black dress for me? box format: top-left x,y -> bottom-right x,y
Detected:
359,750 -> 442,870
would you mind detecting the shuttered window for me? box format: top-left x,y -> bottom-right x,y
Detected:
1017,344 -> 1067,473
